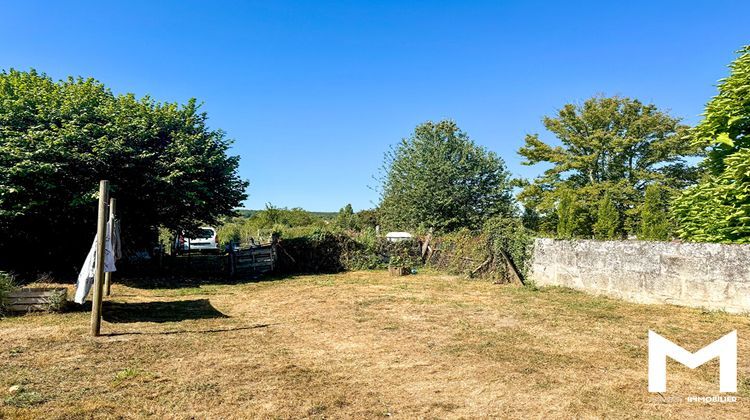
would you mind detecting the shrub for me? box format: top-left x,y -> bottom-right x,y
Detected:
556,189 -> 579,239
484,216 -> 535,280
0,271 -> 17,315
429,217 -> 535,283
639,184 -> 672,241
275,230 -> 421,274
593,192 -> 621,240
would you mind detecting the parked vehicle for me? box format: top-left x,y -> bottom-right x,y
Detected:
176,227 -> 220,252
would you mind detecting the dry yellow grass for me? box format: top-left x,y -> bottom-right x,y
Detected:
1,270 -> 749,419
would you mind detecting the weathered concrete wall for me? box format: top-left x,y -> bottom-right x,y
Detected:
531,238 -> 750,313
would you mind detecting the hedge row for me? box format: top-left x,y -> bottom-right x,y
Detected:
427,217 -> 535,283
275,230 -> 422,274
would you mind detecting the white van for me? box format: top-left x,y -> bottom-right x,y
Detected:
176,227 -> 220,252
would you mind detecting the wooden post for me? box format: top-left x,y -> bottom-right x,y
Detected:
90,180 -> 109,337
104,198 -> 116,297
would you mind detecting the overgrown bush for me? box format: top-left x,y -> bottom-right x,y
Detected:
429,229 -> 489,275
275,229 -> 421,274
429,217 -> 534,283
0,271 -> 17,315
484,217 -> 535,279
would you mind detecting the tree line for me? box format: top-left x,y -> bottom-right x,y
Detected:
1,45 -> 748,277
377,45 -> 750,244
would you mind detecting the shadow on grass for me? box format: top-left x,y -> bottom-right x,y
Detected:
118,272 -> 292,290
104,323 -> 272,337
102,299 -> 228,323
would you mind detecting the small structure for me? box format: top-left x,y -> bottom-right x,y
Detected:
6,288 -> 67,312
385,232 -> 413,242
229,243 -> 277,277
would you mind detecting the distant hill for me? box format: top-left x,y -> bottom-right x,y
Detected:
234,209 -> 337,220
309,211 -> 338,220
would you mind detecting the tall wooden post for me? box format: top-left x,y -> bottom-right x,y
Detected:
90,180 -> 109,337
104,197 -> 116,297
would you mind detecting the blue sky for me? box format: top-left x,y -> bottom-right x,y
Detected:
1,1 -> 748,211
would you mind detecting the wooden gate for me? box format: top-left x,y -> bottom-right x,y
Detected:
229,244 -> 277,277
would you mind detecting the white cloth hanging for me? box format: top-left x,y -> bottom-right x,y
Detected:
74,221 -> 117,304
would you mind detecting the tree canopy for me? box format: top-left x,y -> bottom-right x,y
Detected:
378,120 -> 513,232
674,46 -> 750,243
334,204 -> 357,230
518,96 -> 699,237
0,69 -> 248,273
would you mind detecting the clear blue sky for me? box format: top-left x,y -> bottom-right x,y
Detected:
1,1 -> 748,211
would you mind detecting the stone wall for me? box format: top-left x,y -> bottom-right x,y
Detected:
531,238 -> 750,313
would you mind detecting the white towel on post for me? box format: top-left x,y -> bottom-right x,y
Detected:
74,221 -> 117,304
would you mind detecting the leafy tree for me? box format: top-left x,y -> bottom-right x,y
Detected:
335,204 -> 357,230
0,69 -> 248,273
217,205 -> 330,246
518,96 -> 698,238
247,204 -> 319,229
379,120 -> 513,232
674,46 -> 750,243
521,206 -> 540,232
639,184 -> 671,241
593,191 -> 621,240
355,208 -> 379,230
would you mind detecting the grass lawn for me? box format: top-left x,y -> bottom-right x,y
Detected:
1,270 -> 749,419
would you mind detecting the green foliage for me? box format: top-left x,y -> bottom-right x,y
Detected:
355,208 -> 379,230
521,206 -> 541,232
556,189 -> 577,239
0,271 -> 17,315
674,46 -> 750,243
0,69 -> 248,273
593,192 -> 621,240
335,204 -> 357,230
483,216 -> 535,280
46,289 -> 68,313
518,96 -> 699,238
3,387 -> 46,408
429,217 -> 534,283
379,120 -> 513,233
429,229 -> 488,275
216,204 -> 327,246
276,229 -> 421,273
639,184 -> 672,241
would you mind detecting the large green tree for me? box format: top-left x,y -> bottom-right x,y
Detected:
674,46 -> 750,243
0,69 -> 248,273
518,96 -> 698,238
379,120 -> 513,232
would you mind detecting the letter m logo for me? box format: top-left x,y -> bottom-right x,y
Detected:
648,330 -> 737,393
